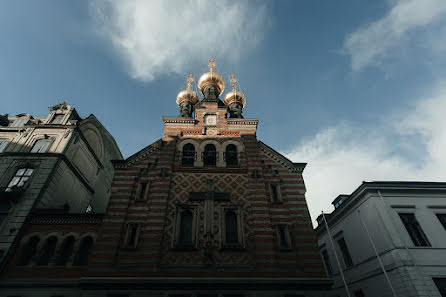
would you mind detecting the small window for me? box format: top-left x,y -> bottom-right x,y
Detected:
124,224 -> 140,249
338,237 -> 353,268
436,214 -> 446,231
55,236 -> 75,266
225,144 -> 238,166
50,114 -> 65,124
178,210 -> 194,246
225,210 -> 239,245
182,143 -> 195,166
399,213 -> 430,247
5,168 -> 34,192
203,144 -> 217,166
0,139 -> 10,153
433,278 -> 446,297
11,117 -> 28,128
277,225 -> 291,250
270,184 -> 282,203
37,236 -> 58,266
19,236 -> 40,266
30,139 -> 51,153
136,182 -> 148,201
73,236 -> 93,266
321,249 -> 333,275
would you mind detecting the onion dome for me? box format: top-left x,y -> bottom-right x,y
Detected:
197,59 -> 225,96
176,74 -> 199,106
224,75 -> 246,107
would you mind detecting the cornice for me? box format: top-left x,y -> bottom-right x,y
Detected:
28,214 -> 103,225
163,117 -> 195,124
227,118 -> 258,126
258,141 -> 306,174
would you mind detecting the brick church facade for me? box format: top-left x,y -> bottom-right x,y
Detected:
1,62 -> 331,296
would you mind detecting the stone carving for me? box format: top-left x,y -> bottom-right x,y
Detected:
179,101 -> 193,117
228,102 -> 243,118
203,84 -> 218,100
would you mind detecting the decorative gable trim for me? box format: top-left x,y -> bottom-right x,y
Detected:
258,141 -> 306,173
113,139 -> 163,169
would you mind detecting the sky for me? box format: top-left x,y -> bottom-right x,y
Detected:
1,0 -> 446,224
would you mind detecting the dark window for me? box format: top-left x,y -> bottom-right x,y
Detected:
399,213 -> 430,247
6,168 -> 33,192
31,139 -> 51,153
270,184 -> 280,202
434,278 -> 446,297
225,211 -> 238,244
179,210 -> 193,246
0,139 -> 9,153
55,236 -> 75,266
37,236 -> 57,266
126,224 -> 139,248
225,144 -> 238,166
436,214 -> 446,231
73,236 -> 93,266
321,249 -> 333,275
338,238 -> 353,267
278,225 -> 291,249
50,114 -> 64,124
203,144 -> 217,166
182,143 -> 195,166
137,183 -> 147,201
19,236 -> 40,265
354,289 -> 365,297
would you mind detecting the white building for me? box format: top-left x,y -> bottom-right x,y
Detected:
315,181 -> 446,297
0,102 -> 122,271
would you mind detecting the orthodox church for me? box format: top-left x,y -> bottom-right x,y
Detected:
1,61 -> 331,296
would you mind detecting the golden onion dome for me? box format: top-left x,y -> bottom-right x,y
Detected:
197,60 -> 225,96
223,75 -> 246,107
176,74 -> 199,106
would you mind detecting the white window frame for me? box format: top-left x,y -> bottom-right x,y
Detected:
30,139 -> 52,153
5,168 -> 34,192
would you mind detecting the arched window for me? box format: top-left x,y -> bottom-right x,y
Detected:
225,211 -> 238,244
73,236 -> 93,266
182,143 -> 195,166
203,144 -> 216,166
55,236 -> 75,266
37,236 -> 57,266
179,210 -> 193,246
225,144 -> 238,166
19,236 -> 40,266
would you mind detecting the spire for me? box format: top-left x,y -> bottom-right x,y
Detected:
176,74 -> 199,117
224,74 -> 246,119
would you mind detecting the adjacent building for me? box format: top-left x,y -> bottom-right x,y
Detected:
315,181 -> 446,297
0,102 -> 122,273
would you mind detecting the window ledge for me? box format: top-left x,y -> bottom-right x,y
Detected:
220,244 -> 246,251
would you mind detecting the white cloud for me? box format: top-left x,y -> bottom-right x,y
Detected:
344,0 -> 446,70
90,0 -> 269,81
285,83 -> 446,224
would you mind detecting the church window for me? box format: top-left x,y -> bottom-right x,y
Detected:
203,144 -> 217,166
55,236 -> 75,266
269,183 -> 282,203
222,207 -> 244,248
37,236 -> 57,266
73,236 -> 94,265
399,213 -> 430,247
225,211 -> 238,244
179,210 -> 193,246
19,236 -> 40,266
30,139 -> 51,153
5,168 -> 34,192
124,224 -> 140,249
0,139 -> 10,153
277,225 -> 291,250
225,144 -> 238,167
136,182 -> 148,201
182,143 -> 195,166
50,114 -> 65,124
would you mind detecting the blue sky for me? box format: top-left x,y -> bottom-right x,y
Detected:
1,0 -> 446,222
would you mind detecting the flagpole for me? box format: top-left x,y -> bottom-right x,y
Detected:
358,210 -> 397,297
322,211 -> 351,297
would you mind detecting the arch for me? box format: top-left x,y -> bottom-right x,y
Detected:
73,236 -> 94,266
181,143 -> 195,166
19,235 -> 40,266
225,144 -> 238,166
203,144 -> 217,166
225,211 -> 238,244
179,210 -> 193,245
37,236 -> 58,266
55,236 -> 75,266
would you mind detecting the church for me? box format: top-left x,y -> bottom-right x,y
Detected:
1,61 -> 331,297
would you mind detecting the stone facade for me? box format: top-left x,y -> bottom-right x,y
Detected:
315,182 -> 446,297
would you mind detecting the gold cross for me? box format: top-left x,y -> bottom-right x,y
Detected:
229,74 -> 237,91
186,74 -> 194,90
208,59 -> 216,72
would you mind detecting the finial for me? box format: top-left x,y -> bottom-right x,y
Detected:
186,74 -> 194,90
229,74 -> 237,91
208,59 -> 216,73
